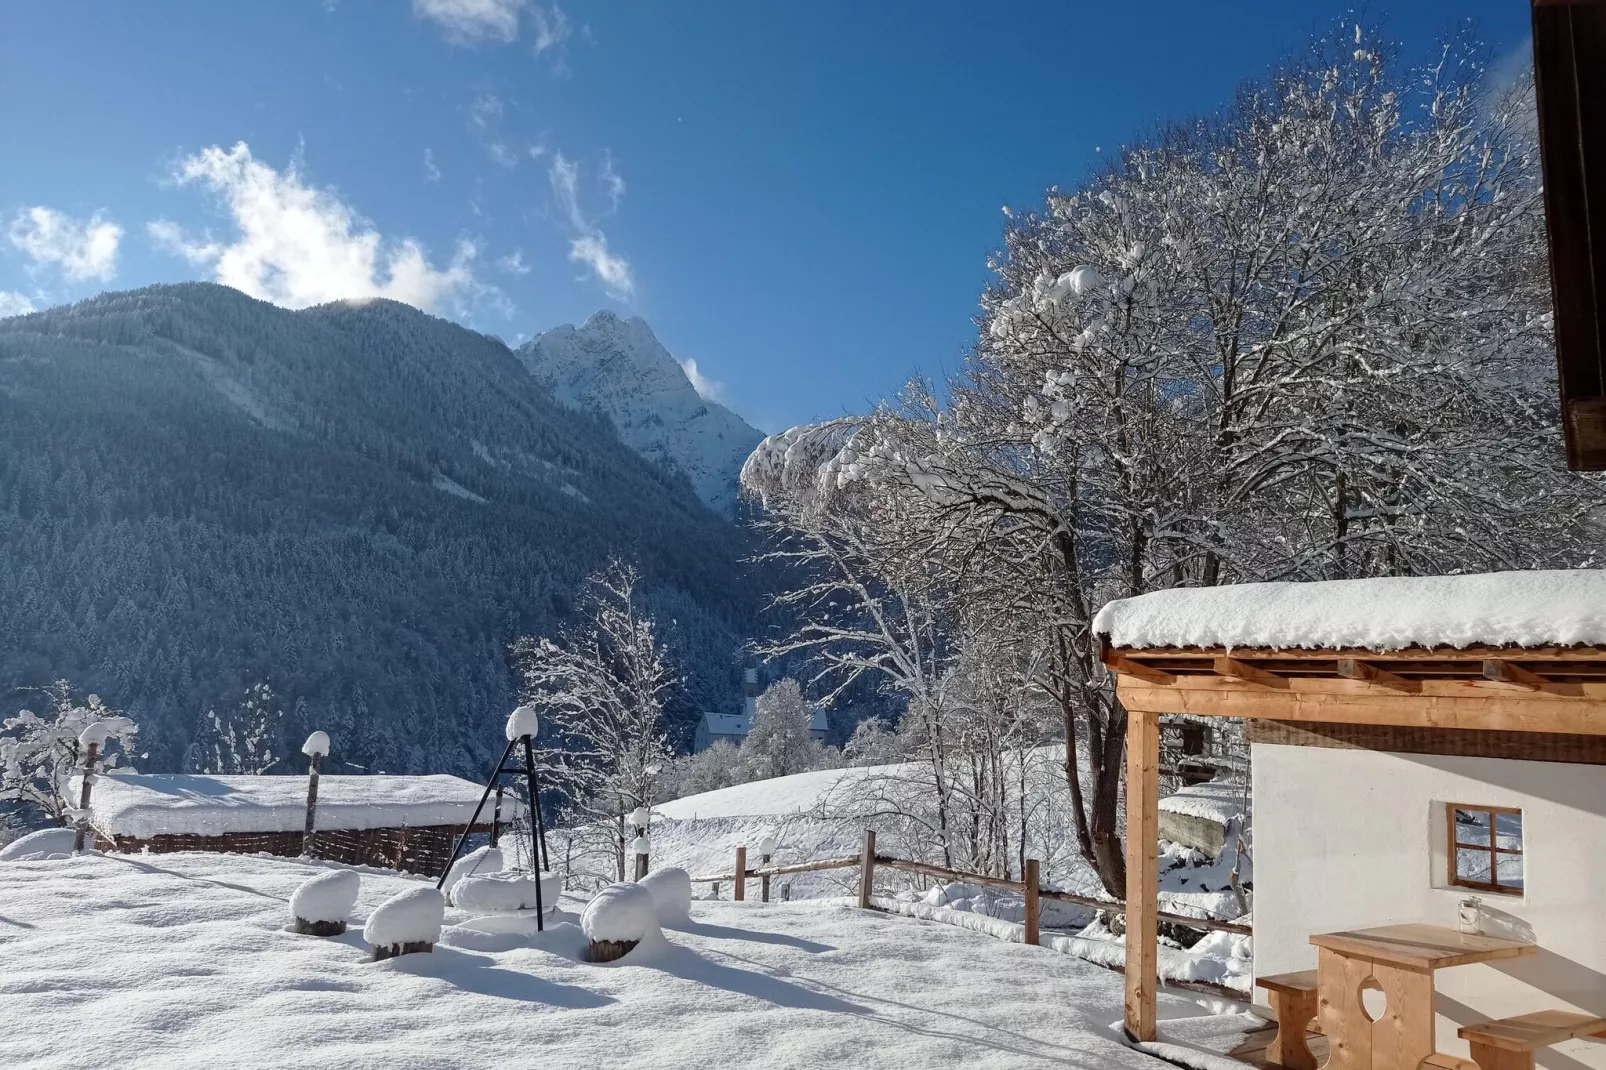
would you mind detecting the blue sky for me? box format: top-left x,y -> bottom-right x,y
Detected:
1,1 -> 1531,432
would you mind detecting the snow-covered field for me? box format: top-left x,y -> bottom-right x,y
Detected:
0,850 -> 1245,1069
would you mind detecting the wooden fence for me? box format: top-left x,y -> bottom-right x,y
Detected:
687,828 -> 1251,944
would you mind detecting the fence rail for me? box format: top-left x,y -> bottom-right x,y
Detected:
680,830 -> 1251,941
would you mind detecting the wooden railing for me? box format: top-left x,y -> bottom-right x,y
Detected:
685,828 -> 1251,944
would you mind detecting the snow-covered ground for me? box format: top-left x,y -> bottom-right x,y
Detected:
0,850 -> 1246,1069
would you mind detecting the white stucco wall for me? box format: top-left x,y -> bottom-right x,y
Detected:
1253,743 -> 1606,1067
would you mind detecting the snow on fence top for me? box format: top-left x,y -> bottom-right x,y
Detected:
1158,780 -> 1244,826
1093,570 -> 1606,653
87,773 -> 484,839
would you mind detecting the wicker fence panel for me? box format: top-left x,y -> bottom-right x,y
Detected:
99,824 -> 488,877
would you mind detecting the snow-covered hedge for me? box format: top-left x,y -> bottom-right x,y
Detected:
363,886 -> 445,957
0,828 -> 77,861
638,867 -> 692,921
290,869 -> 360,929
442,845 -> 503,902
453,871 -> 559,914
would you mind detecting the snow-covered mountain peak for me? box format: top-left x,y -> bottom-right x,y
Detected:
516,314 -> 762,515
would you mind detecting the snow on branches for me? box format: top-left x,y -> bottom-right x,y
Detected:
1,681 -> 138,827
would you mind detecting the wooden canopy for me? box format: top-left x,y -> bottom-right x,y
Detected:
1533,0 -> 1606,471
1104,640 -> 1606,1041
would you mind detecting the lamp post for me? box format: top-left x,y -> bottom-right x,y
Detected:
630,805 -> 651,879
757,832 -> 778,902
301,731 -> 330,858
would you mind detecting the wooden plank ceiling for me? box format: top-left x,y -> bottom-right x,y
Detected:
1533,0 -> 1606,471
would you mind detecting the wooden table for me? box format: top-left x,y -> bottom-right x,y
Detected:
1309,924 -> 1536,1070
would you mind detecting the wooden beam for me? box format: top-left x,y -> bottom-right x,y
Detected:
1337,658 -> 1422,694
1109,656 -> 1177,686
1482,659 -> 1584,697
1124,707 -> 1160,1042
1107,644 -> 1606,662
1114,677 -> 1606,735
1214,656 -> 1289,689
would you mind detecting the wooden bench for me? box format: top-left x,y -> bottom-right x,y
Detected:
1459,1010 -> 1606,1070
1256,970 -> 1319,1070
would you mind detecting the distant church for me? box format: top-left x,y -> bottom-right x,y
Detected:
692,669 -> 828,752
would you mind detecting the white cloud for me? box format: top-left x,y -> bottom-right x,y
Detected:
497,249 -> 531,275
0,291 -> 36,317
468,92 -> 503,132
531,3 -> 570,53
413,0 -> 523,44
679,358 -> 727,403
487,141 -> 519,168
601,151 -> 626,212
151,141 -> 500,315
7,206 -> 122,282
548,151 -> 634,298
424,148 -> 441,183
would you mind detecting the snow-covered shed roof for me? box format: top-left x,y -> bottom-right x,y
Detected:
1158,780 -> 1245,826
88,773 -> 484,839
1094,570 -> 1606,652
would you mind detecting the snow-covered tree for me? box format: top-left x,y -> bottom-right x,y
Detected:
738,679 -> 827,782
188,681 -> 282,774
1,681 -> 137,827
741,22 -> 1604,895
843,716 -> 905,766
513,559 -> 679,881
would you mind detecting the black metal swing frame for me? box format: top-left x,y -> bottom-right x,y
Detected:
436,733 -> 553,929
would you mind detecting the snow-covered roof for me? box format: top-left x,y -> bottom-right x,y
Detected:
1094,570 -> 1606,652
698,708 -> 830,737
700,711 -> 751,737
88,773 -> 484,839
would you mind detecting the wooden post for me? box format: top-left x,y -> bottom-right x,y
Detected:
72,741 -> 99,853
761,854 -> 772,902
302,751 -> 323,857
1023,858 -> 1041,946
857,828 -> 877,909
733,846 -> 747,901
1124,708 -> 1161,1042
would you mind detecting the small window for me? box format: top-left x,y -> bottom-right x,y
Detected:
1448,804 -> 1523,894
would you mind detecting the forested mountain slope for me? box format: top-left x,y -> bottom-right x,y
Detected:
0,284 -> 757,776
516,312 -> 764,516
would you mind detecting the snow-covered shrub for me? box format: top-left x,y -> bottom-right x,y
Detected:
441,845 -> 503,902
453,871 -> 560,914
289,869 -> 360,935
638,866 -> 692,921
2,682 -> 137,826
581,881 -> 660,962
363,886 -> 445,960
0,827 -> 77,862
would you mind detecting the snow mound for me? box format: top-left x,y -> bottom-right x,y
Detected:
1093,569 -> 1606,651
1159,781 -> 1244,825
77,717 -> 131,748
290,869 -> 360,924
442,846 -> 503,901
0,828 -> 77,861
638,867 -> 692,920
363,886 -> 445,948
505,704 -> 540,741
453,871 -> 560,914
581,882 -> 660,945
301,731 -> 330,758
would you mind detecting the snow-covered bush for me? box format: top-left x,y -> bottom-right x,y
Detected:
0,827 -> 77,862
453,871 -> 560,914
289,869 -> 360,935
581,881 -> 660,962
363,886 -> 445,960
638,866 -> 692,921
441,845 -> 503,902
1,682 -> 137,827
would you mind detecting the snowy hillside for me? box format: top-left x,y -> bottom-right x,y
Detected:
0,283 -> 757,773
0,849 -> 1245,1069
516,312 -> 764,515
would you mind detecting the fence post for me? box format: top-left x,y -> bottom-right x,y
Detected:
857,829 -> 877,909
300,731 -> 329,858
1024,858 -> 1041,946
72,741 -> 100,853
733,846 -> 747,901
761,854 -> 771,902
